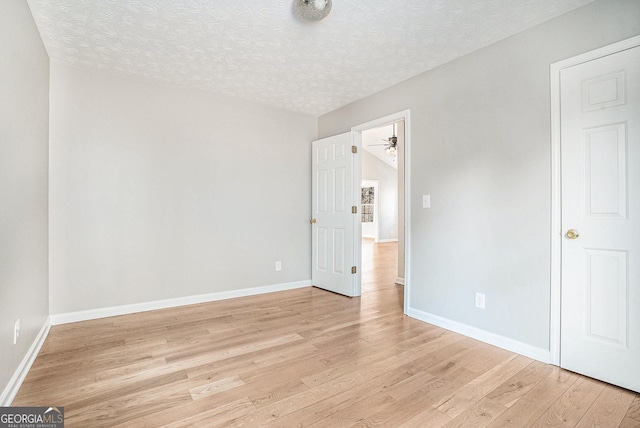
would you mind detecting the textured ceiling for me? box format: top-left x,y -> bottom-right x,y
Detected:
27,0 -> 595,116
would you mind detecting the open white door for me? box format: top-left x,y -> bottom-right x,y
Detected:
560,43 -> 640,392
311,132 -> 359,297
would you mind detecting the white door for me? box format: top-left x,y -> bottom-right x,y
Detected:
311,133 -> 359,297
560,45 -> 640,392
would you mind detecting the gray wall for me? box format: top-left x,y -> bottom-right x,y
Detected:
319,0 -> 640,352
49,63 -> 317,314
0,0 -> 50,396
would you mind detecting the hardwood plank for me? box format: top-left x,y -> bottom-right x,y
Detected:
308,393 -> 398,427
227,355 -> 404,425
188,375 -> 245,400
397,406 -> 453,428
299,343 -> 400,389
355,377 -> 461,427
487,367 -> 579,427
269,365 -> 421,427
163,397 -> 256,428
125,388 -> 252,427
618,417 -> 640,428
625,396 -> 640,422
384,371 -> 436,401
248,379 -> 310,408
444,397 -> 507,428
162,332 -> 304,366
530,375 -> 606,427
251,342 -> 320,368
486,360 -> 556,407
65,376 -> 193,428
436,354 -> 533,418
574,384 -> 638,428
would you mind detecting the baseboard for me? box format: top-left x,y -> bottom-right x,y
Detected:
378,239 -> 399,243
395,277 -> 405,285
406,306 -> 551,363
0,318 -> 51,406
50,280 -> 311,325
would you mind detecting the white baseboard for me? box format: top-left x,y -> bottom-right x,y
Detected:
406,306 -> 551,364
378,239 -> 399,243
395,277 -> 405,285
50,280 -> 311,325
1,318 -> 51,406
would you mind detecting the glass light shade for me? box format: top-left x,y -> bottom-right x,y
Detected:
294,0 -> 332,22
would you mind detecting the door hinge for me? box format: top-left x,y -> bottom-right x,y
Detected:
352,206 -> 357,214
351,266 -> 357,274
352,145 -> 357,154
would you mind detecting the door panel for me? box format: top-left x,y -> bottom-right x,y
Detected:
584,124 -> 626,218
560,45 -> 640,392
584,249 -> 628,347
311,133 -> 358,297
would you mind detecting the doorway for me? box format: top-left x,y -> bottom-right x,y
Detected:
353,111 -> 410,310
311,110 -> 411,308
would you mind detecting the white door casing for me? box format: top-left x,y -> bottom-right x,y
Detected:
311,132 -> 359,297
558,42 -> 640,392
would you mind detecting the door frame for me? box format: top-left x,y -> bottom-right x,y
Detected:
549,35 -> 640,366
352,110 -> 411,311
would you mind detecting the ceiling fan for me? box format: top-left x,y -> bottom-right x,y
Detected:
368,123 -> 398,156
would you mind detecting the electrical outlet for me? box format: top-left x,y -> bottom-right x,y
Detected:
475,292 -> 486,309
275,261 -> 282,271
13,319 -> 20,345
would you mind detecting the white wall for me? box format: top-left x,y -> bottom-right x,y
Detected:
0,0 -> 49,397
49,63 -> 317,315
319,0 -> 640,353
362,151 -> 398,242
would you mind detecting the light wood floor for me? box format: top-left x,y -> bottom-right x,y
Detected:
14,240 -> 640,427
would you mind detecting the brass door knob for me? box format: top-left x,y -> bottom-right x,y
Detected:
310,218 -> 317,224
566,229 -> 580,239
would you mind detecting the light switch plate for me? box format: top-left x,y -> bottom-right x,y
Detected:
475,292 -> 486,309
422,195 -> 431,208
13,319 -> 20,345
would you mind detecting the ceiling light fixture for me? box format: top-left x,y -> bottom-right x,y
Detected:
385,123 -> 398,157
294,0 -> 332,22
385,144 -> 397,157
366,123 -> 398,157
